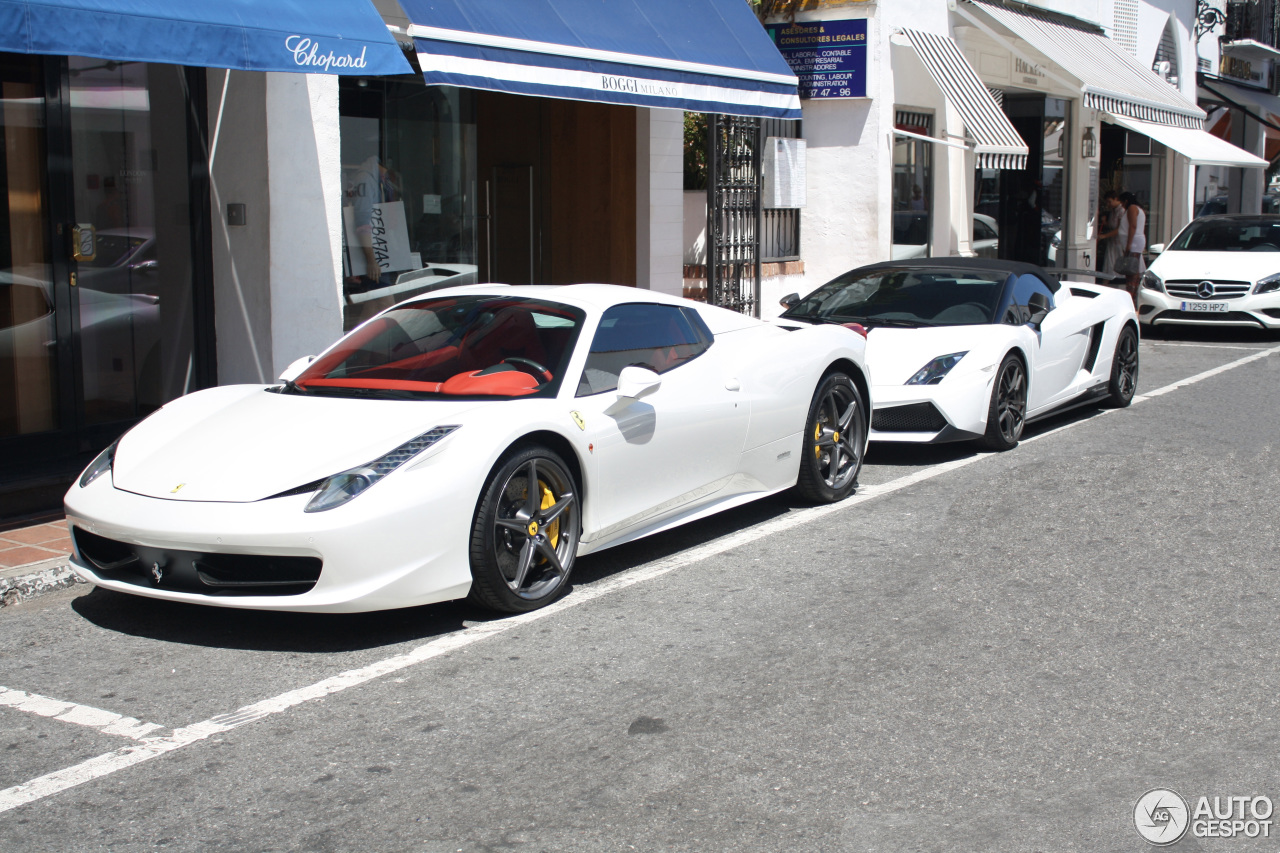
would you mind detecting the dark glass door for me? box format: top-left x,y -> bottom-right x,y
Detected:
0,53 -> 207,518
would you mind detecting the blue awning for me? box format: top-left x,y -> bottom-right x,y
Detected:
0,0 -> 413,75
398,0 -> 801,119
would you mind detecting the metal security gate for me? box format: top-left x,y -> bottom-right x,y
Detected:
706,114 -> 762,316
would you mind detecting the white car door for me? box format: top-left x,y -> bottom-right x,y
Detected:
1001,274 -> 1091,412
572,304 -> 748,541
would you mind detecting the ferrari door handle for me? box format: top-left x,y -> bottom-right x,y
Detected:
725,378 -> 741,391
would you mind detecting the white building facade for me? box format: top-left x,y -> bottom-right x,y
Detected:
754,0 -> 1265,312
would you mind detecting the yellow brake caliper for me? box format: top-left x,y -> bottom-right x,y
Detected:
539,481 -> 560,548
814,422 -> 822,458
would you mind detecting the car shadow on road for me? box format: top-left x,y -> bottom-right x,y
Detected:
69,586 -> 485,654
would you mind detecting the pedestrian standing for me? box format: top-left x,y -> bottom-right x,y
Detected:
1097,190 -> 1123,278
1115,191 -> 1146,305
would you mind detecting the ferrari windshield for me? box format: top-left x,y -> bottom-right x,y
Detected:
784,267 -> 1006,327
293,295 -> 584,398
1168,217 -> 1280,252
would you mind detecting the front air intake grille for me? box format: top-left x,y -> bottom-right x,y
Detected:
72,528 -> 321,596
1164,280 -> 1251,300
872,402 -> 948,433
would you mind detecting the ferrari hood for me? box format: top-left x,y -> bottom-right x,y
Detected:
111,385 -> 487,502
866,325 -> 994,386
1150,251 -> 1280,283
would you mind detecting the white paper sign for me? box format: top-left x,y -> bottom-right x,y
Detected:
343,199 -> 420,278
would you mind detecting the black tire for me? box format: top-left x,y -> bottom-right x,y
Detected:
467,445 -> 580,613
1106,324 -> 1140,407
981,354 -> 1027,451
795,372 -> 867,503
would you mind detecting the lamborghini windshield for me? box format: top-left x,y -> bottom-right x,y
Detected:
292,295 -> 584,398
784,267 -> 1006,327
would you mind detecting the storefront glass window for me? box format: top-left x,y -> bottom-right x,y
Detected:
0,55 -> 55,439
69,57 -> 197,425
892,121 -> 932,259
339,79 -> 477,330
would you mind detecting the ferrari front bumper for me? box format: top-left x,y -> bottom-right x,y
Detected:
63,461 -> 476,613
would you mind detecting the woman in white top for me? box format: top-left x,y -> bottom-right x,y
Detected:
1117,191 -> 1146,305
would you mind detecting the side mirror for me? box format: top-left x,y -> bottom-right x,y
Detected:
1027,292 -> 1051,327
1148,243 -> 1165,255
616,365 -> 661,401
278,355 -> 315,384
779,292 -> 800,309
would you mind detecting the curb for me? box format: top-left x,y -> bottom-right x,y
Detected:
0,564 -> 86,608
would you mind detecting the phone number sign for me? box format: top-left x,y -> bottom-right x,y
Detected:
766,19 -> 868,99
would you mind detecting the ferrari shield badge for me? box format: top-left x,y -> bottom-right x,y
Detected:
170,483 -> 186,493
570,411 -> 585,431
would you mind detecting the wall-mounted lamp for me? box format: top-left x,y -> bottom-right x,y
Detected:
1081,127 -> 1098,159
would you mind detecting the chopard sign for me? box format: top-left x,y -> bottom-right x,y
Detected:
286,36 -> 368,72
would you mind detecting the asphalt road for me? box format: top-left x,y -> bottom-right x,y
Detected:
2,326 -> 1279,853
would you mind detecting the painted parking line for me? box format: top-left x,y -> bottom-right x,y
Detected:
0,686 -> 164,741
1146,342 -> 1272,351
3,341 -> 1279,816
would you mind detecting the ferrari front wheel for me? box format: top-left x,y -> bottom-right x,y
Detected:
982,354 -> 1026,451
795,372 -> 866,503
468,445 -> 580,613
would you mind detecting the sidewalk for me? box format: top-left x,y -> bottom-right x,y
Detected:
0,517 -> 85,607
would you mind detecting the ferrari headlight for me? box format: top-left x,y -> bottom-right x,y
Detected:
304,425 -> 460,513
906,352 -> 968,386
79,441 -> 118,488
1255,273 -> 1280,294
1140,270 -> 1164,293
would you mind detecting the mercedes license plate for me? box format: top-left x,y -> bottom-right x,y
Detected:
1180,301 -> 1229,313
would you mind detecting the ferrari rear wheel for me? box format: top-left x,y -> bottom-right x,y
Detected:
982,354 -> 1026,451
795,372 -> 866,503
468,445 -> 580,613
1106,325 -> 1139,408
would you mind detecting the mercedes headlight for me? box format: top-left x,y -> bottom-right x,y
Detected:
906,352 -> 968,386
304,425 -> 459,513
1255,273 -> 1280,294
1140,270 -> 1165,293
79,441 -> 119,488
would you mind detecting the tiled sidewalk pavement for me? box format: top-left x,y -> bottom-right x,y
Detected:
0,518 -> 82,606
1,520 -> 71,573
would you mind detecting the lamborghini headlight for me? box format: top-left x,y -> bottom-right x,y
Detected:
79,440 -> 118,488
304,425 -> 460,513
1140,270 -> 1164,293
906,352 -> 968,386
1255,273 -> 1280,294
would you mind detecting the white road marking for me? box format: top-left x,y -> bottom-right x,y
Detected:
0,687 -> 163,741
1147,342 -> 1270,351
3,341 -> 1279,815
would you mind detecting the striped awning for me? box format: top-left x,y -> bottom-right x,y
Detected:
958,0 -> 1204,129
1106,113 -> 1267,168
900,28 -> 1028,170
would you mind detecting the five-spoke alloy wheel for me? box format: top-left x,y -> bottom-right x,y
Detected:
982,354 -> 1027,451
1107,325 -> 1140,407
796,372 -> 867,503
468,445 -> 580,612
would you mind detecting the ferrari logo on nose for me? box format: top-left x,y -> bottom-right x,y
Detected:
170,483 -> 186,493
528,520 -> 539,537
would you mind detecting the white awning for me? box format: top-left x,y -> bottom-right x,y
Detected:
899,28 -> 1028,170
958,0 -> 1204,129
1105,114 -> 1267,168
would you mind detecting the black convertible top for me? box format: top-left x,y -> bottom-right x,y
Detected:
848,256 -> 1062,292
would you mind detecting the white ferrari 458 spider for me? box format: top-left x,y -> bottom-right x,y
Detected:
779,258 -> 1138,449
65,284 -> 869,613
